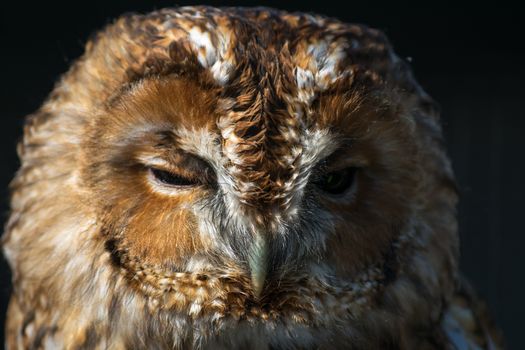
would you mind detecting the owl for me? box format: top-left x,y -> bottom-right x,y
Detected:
2,6 -> 503,349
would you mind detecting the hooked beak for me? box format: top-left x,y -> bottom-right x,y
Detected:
247,233 -> 268,298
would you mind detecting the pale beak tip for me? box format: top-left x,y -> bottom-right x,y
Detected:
248,234 -> 268,299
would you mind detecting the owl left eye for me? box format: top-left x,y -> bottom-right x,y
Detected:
314,168 -> 358,195
149,168 -> 199,187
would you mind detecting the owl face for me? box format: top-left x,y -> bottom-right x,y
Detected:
3,7 -> 459,347
79,7 -> 425,320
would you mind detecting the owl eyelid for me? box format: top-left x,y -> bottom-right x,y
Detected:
138,155 -> 176,170
313,157 -> 366,177
140,154 -> 216,179
321,156 -> 369,172
142,154 -> 218,193
147,167 -> 202,189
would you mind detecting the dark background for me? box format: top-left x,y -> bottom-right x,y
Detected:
1,1 -> 523,348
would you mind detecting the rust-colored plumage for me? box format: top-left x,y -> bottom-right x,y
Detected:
2,6 -> 502,349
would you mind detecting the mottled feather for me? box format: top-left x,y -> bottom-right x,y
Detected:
2,6 -> 502,349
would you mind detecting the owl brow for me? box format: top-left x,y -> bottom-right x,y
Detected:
105,78 -> 148,109
152,130 -> 178,148
314,137 -> 351,166
106,72 -> 204,109
313,138 -> 369,172
109,77 -> 164,108
136,130 -> 210,161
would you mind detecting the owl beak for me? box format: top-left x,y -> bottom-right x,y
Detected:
247,234 -> 268,299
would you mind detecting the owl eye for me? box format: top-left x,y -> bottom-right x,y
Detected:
314,168 -> 358,195
149,168 -> 198,187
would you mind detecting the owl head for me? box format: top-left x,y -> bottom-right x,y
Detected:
3,6 -> 459,348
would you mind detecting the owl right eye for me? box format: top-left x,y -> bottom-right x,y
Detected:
149,168 -> 199,187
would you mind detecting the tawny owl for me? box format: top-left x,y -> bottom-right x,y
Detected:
2,6 -> 503,349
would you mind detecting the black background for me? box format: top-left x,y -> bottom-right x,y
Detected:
1,1 -> 524,348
